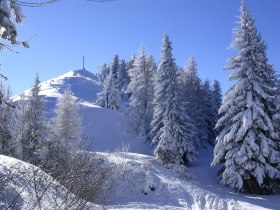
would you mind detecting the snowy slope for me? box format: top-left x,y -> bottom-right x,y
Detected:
93,151 -> 280,210
12,69 -> 152,154
0,155 -> 103,210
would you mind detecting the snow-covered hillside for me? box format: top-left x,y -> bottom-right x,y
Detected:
11,69 -> 280,210
13,69 -> 100,115
12,69 -> 152,154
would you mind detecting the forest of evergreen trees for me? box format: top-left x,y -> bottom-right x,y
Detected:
96,40 -> 223,162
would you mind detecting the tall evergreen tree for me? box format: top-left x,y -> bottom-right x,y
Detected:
48,86 -> 82,168
146,55 -> 157,74
15,74 -> 45,164
201,79 -> 216,145
125,55 -> 136,98
117,59 -> 130,99
212,2 -> 280,194
111,54 -> 119,81
182,56 -> 207,148
126,47 -> 155,141
12,99 -> 27,159
211,80 -> 223,141
96,70 -> 120,110
97,63 -> 110,87
96,54 -> 121,109
151,34 -> 197,164
0,82 -> 13,156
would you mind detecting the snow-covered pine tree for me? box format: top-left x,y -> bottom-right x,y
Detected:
151,34 -> 197,164
182,56 -> 207,148
126,46 -> 155,141
211,80 -> 222,117
146,55 -> 157,74
111,54 -> 120,81
96,69 -> 120,110
150,46 -> 170,145
124,55 -> 136,98
201,79 -> 216,145
117,59 -> 130,99
15,73 -> 45,164
12,98 -> 27,159
0,82 -> 13,156
211,80 -> 223,141
97,63 -> 110,87
212,2 -> 280,194
48,86 -> 82,168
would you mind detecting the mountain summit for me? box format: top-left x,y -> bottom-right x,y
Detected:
13,69 -> 100,104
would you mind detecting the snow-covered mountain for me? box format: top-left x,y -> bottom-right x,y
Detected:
12,69 -> 152,154
13,69 -> 100,113
9,69 -> 280,210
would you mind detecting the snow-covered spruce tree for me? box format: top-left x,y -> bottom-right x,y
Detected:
15,74 -> 45,165
0,82 -> 13,156
146,55 -> 157,74
126,46 -> 155,141
48,86 -> 82,169
212,2 -> 280,194
12,98 -> 26,159
211,80 -> 223,142
201,79 -> 216,146
182,56 -> 207,148
151,34 -> 197,164
111,54 -> 120,81
211,80 -> 223,119
97,63 -> 110,87
96,69 -> 120,110
117,59 -> 130,99
124,55 -> 136,98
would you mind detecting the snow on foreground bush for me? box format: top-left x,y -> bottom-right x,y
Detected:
0,155 -> 103,210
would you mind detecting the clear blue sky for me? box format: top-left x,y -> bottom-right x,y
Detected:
0,0 -> 279,95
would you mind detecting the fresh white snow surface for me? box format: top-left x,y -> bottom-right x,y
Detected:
95,151 -> 279,210
10,69 -> 280,209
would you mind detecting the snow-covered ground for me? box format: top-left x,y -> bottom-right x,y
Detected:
0,155 -> 103,210
92,151 -> 279,210
10,69 -> 280,210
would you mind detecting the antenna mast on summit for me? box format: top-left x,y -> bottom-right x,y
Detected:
83,56 -> 85,70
